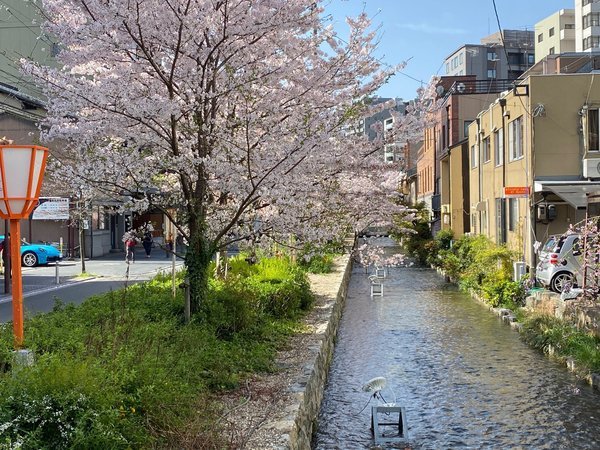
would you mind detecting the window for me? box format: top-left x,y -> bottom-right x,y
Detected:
487,69 -> 497,78
446,62 -> 450,73
507,53 -> 524,65
459,53 -> 464,64
92,206 -> 109,230
464,120 -> 474,138
584,36 -> 600,50
565,23 -> 575,30
549,27 -> 555,37
508,116 -> 523,160
483,137 -> 491,163
471,145 -> 477,169
583,13 -> 600,29
496,198 -> 506,244
549,47 -> 555,55
487,51 -> 497,61
528,54 -> 535,64
538,33 -> 543,43
584,0 -> 593,5
508,198 -> 518,232
494,129 -> 504,166
588,108 -> 599,151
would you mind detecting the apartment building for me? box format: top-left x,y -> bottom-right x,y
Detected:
576,0 -> 600,52
416,75 -> 515,236
468,58 -> 600,268
444,30 -> 535,81
535,9 -> 576,63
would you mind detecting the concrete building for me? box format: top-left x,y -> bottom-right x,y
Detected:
576,0 -> 600,52
417,76 -> 514,236
0,0 -> 57,97
467,57 -> 600,269
535,9 -> 576,63
444,30 -> 535,81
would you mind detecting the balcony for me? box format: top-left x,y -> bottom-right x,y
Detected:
448,79 -> 514,96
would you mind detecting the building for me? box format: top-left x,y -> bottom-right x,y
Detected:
575,0 -> 600,52
535,9 -> 576,63
444,30 -> 535,81
468,57 -> 600,269
417,75 -> 514,236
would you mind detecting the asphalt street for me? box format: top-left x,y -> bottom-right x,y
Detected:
0,247 -> 184,322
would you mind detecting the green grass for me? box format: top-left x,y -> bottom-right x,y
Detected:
520,314 -> 600,373
0,256 -> 313,448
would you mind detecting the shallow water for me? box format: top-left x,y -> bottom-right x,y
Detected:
313,264 -> 600,449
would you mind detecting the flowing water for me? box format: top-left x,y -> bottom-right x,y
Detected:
313,260 -> 600,449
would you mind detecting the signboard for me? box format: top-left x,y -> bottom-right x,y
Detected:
32,197 -> 70,220
503,187 -> 530,198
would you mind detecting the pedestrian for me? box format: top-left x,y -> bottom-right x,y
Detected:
125,236 -> 137,264
165,234 -> 173,258
142,230 -> 153,258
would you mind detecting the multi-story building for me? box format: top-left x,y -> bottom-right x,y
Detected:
419,76 -> 514,236
535,9 -> 576,62
0,0 -> 57,97
467,54 -> 600,269
444,30 -> 535,81
576,0 -> 600,52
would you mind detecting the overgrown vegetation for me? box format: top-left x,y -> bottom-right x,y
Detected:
520,315 -> 600,373
0,255 -> 314,449
392,201 -> 433,265
429,233 -> 527,310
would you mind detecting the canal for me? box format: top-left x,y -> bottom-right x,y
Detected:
313,264 -> 600,449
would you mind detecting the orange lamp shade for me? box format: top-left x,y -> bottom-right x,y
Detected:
0,145 -> 48,219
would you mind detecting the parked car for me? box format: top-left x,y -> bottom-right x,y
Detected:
536,233 -> 582,293
0,235 -> 63,267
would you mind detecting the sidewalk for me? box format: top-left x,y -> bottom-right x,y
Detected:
0,248 -> 185,303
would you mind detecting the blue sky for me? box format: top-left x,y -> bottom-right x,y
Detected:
324,0 -> 572,100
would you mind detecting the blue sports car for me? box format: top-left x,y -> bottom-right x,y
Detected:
0,235 -> 63,267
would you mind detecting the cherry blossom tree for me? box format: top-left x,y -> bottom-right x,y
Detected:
23,0 -> 432,315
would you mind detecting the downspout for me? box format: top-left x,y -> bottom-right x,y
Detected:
499,97 -> 507,244
476,116 -> 483,233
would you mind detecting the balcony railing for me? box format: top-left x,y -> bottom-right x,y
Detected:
448,79 -> 515,96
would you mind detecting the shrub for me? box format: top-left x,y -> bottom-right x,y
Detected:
0,260 -> 315,448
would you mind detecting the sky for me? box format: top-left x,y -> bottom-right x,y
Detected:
324,0 -> 572,100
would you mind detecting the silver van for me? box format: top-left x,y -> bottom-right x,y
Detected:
535,233 -> 582,293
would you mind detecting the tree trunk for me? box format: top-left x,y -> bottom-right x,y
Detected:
185,230 -> 213,317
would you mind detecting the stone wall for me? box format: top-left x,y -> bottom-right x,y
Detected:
288,254 -> 353,449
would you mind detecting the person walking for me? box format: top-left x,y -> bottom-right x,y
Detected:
142,231 -> 153,258
125,236 -> 137,264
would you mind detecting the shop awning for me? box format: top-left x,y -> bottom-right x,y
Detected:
534,180 -> 600,208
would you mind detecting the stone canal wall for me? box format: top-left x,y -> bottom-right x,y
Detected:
228,254 -> 353,449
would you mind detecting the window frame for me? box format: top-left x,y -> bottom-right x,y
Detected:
508,116 -> 524,161
494,129 -> 504,167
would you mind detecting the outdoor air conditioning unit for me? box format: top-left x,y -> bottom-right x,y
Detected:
583,158 -> 600,178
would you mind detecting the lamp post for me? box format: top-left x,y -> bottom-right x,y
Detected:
0,145 -> 48,348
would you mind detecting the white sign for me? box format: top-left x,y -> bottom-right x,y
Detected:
32,197 -> 70,220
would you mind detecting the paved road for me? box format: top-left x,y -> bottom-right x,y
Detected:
0,249 -> 184,322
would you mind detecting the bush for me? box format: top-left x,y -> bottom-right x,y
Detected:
521,315 -> 600,372
0,257 -> 314,448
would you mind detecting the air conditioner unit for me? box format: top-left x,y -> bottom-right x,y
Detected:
583,158 -> 600,178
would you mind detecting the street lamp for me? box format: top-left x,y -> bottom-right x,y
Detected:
0,145 -> 48,348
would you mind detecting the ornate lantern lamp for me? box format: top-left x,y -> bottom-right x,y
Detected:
0,145 -> 48,348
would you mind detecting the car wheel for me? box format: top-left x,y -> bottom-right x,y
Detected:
22,251 -> 38,267
551,272 -> 573,293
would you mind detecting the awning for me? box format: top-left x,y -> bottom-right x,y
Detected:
534,180 -> 600,208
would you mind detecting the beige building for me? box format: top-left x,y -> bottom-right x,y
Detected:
468,62 -> 600,268
535,9 -> 576,63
